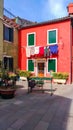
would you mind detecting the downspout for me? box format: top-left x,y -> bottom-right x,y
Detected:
70,19 -> 72,84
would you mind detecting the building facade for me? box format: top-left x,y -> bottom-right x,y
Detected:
3,15 -> 19,71
0,0 -> 19,71
18,3 -> 73,84
0,0 -> 4,61
0,6 -> 20,71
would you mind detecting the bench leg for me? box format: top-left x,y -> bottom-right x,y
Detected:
42,85 -> 44,93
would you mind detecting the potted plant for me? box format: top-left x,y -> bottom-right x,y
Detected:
0,70 -> 17,99
52,72 -> 69,84
18,70 -> 32,81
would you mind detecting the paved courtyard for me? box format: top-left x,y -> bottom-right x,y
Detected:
0,80 -> 73,130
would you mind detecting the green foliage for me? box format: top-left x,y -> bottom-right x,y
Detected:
52,72 -> 69,79
18,70 -> 32,77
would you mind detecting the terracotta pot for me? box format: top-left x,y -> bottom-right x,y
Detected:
0,89 -> 16,99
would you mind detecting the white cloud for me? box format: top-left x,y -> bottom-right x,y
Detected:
42,0 -> 68,20
49,0 -> 67,17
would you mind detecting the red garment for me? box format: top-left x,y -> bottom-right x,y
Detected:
39,47 -> 44,56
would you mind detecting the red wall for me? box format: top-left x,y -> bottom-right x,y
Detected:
18,19 -> 71,81
71,28 -> 73,82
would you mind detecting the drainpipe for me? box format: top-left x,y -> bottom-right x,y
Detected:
70,19 -> 72,84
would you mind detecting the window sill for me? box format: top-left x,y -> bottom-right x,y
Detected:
27,45 -> 35,47
3,40 -> 13,44
47,43 -> 58,46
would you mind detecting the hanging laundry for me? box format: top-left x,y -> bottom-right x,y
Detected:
30,47 -> 35,56
34,46 -> 39,54
44,46 -> 50,57
49,44 -> 58,54
47,46 -> 50,56
39,46 -> 44,56
26,47 -> 30,57
44,46 -> 47,57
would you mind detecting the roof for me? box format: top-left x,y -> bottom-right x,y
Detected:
3,15 -> 20,28
13,16 -> 36,27
19,16 -> 72,30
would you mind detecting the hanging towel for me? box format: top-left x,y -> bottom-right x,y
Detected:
39,46 -> 44,56
49,44 -> 58,54
30,47 -> 35,56
35,46 -> 39,54
26,47 -> 30,57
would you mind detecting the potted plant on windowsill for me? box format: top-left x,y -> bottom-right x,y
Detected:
52,72 -> 69,84
0,71 -> 17,99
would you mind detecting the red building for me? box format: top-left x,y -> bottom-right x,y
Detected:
18,3 -> 73,84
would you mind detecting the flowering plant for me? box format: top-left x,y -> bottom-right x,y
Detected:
0,70 -> 17,89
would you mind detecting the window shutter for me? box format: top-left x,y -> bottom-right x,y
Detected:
28,34 -> 34,46
9,57 -> 13,71
49,30 -> 56,44
9,28 -> 13,42
3,25 -> 9,41
3,25 -> 5,40
28,60 -> 34,71
48,59 -> 56,72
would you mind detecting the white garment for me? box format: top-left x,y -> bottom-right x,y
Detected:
35,46 -> 39,54
26,47 -> 30,57
30,47 -> 35,55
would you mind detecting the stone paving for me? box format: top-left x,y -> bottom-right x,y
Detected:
0,80 -> 73,130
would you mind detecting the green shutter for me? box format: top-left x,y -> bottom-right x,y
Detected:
28,60 -> 34,71
48,59 -> 56,72
48,30 -> 56,44
28,34 -> 34,46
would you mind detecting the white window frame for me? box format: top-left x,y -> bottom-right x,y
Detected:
47,29 -> 58,45
27,32 -> 36,47
47,58 -> 57,73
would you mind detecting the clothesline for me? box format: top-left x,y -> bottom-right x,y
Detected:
26,44 -> 58,58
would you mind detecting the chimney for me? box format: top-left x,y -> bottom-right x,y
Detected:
67,3 -> 73,16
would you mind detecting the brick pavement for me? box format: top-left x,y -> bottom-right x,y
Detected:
0,80 -> 73,130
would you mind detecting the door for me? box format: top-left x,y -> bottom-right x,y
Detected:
37,63 -> 44,77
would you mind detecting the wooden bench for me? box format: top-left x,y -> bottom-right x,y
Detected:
27,77 -> 53,95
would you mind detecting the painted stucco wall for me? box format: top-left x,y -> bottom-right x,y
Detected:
18,19 -> 71,82
72,28 -> 73,82
3,29 -> 18,70
0,0 -> 4,60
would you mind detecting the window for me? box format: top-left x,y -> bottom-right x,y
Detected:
3,57 -> 13,71
48,59 -> 56,72
27,33 -> 35,46
47,29 -> 57,45
3,25 -> 13,42
28,60 -> 34,71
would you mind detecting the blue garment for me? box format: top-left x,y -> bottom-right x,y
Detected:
49,44 -> 58,54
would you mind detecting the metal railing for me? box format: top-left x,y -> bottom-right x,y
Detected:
3,8 -> 16,18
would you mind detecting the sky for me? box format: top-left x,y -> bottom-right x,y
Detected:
4,0 -> 73,22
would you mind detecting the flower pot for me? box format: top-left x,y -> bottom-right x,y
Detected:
0,89 -> 16,99
53,79 -> 67,84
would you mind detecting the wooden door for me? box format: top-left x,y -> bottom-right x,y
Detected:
38,63 -> 44,77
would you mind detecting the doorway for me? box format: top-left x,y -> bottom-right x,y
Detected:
37,62 -> 44,77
